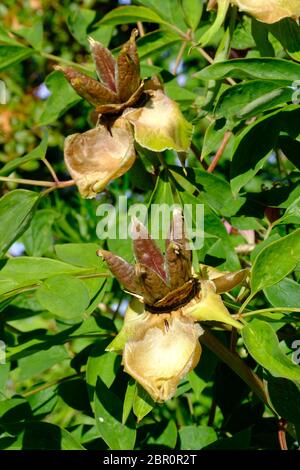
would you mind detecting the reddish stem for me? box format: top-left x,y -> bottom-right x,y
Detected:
207,131 -> 232,173
278,418 -> 288,450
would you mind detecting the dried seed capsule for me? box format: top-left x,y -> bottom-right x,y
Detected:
55,66 -> 119,106
131,217 -> 167,282
231,0 -> 300,24
116,29 -> 140,102
88,37 -> 117,93
135,263 -> 170,305
166,208 -> 192,289
212,269 -> 249,294
98,249 -> 141,295
63,118 -> 136,198
123,315 -> 203,402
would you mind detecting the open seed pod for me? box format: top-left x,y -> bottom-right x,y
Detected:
100,210 -> 247,401
231,0 -> 300,24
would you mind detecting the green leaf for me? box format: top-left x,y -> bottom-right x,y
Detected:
147,420 -> 178,448
23,209 -> 57,257
201,119 -> 231,160
188,346 -> 219,399
37,274 -> 90,319
88,25 -> 113,48
197,0 -> 229,47
0,397 -> 32,434
98,6 -> 167,27
232,16 -> 256,50
5,316 -> 114,362
194,58 -> 300,82
137,0 -> 186,29
0,363 -> 10,396
230,112 -> 279,195
70,315 -> 115,338
137,30 -> 180,59
181,0 -> 203,31
27,386 -> 58,418
279,196 -> 300,225
0,257 -> 88,296
264,278 -> 300,308
122,380 -> 136,425
38,70 -> 82,126
55,243 -> 103,269
22,422 -> 85,450
14,21 -> 43,50
278,135 -> 300,171
140,63 -> 163,78
94,377 -> 136,450
0,189 -> 39,258
66,6 -> 114,48
268,377 -> 300,438
215,80 -> 292,121
86,342 -> 121,403
230,106 -> 300,195
251,229 -> 300,294
84,278 -> 108,316
0,24 -> 20,45
170,168 -> 240,270
205,428 -> 251,450
172,167 -> 244,217
0,434 -> 23,450
267,18 -> 300,62
242,319 -> 300,381
179,425 -> 217,450
18,345 -> 69,381
165,80 -> 197,105
66,7 -> 96,47
0,45 -> 33,70
0,132 -> 48,177
133,384 -> 154,422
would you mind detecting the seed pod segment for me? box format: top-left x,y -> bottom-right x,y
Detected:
88,37 -> 117,93
97,249 -> 141,295
166,208 -> 192,289
117,29 -> 141,102
55,66 -> 118,106
131,217 -> 167,283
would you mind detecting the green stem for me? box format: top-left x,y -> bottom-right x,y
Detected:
41,180 -> 76,196
236,307 -> 300,318
1,272 -> 111,302
22,373 -> 83,397
0,176 -> 75,190
78,273 -> 111,280
263,222 -> 273,240
173,40 -> 188,75
157,152 -> 168,169
39,51 -> 94,73
0,176 -> 54,187
238,292 -> 255,315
